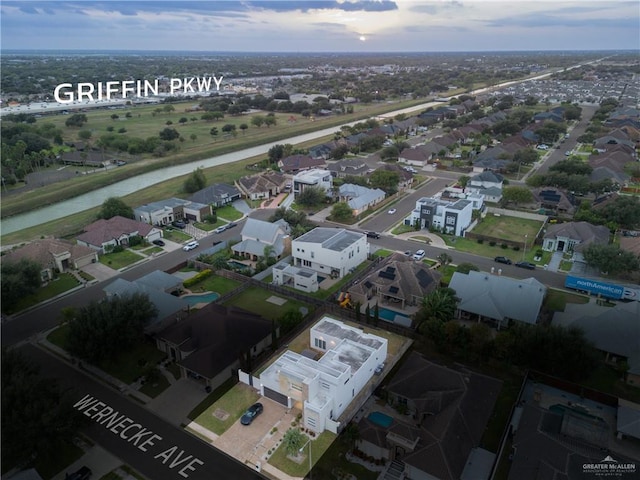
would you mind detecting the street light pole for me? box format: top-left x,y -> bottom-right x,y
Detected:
299,438 -> 312,480
523,234 -> 528,261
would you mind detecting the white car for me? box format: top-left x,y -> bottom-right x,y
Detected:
413,249 -> 425,261
388,208 -> 397,214
183,241 -> 199,251
214,226 -> 227,234
536,144 -> 549,150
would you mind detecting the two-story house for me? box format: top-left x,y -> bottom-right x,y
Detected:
292,227 -> 368,279
231,218 -> 291,261
404,197 -> 475,237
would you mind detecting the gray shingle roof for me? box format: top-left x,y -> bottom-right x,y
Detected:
449,271 -> 546,325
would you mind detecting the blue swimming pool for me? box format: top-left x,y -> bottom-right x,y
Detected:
182,292 -> 220,306
368,411 -> 393,428
378,307 -> 410,324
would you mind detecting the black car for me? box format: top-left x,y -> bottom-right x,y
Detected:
515,261 -> 536,270
172,220 -> 186,229
152,239 -> 165,246
240,402 -> 263,425
226,222 -> 237,229
366,231 -> 380,239
66,466 -> 92,480
494,256 -> 512,265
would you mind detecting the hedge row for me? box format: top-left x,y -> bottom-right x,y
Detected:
183,269 -> 213,288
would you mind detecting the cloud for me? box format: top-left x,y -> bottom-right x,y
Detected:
408,1 -> 463,15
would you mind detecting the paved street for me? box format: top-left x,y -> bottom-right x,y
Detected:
19,343 -> 265,480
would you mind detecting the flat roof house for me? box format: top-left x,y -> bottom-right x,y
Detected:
405,197 -> 475,237
449,270 -> 547,329
134,197 -> 211,225
257,316 -> 388,433
292,169 -> 333,197
292,227 -> 369,279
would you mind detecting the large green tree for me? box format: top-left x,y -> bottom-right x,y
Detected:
1,349 -> 86,469
583,244 -> 639,275
99,196 -> 134,219
297,186 -> 327,207
1,258 -> 42,312
501,186 -> 533,206
369,170 -> 399,195
66,293 -> 158,363
415,287 -> 459,331
183,167 -> 207,193
331,202 -> 354,221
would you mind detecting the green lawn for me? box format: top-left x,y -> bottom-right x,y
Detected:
214,205 -> 244,221
543,288 -> 590,312
33,439 -> 85,480
222,286 -> 311,320
583,364 -> 640,403
99,249 -> 144,270
391,224 -> 415,235
141,246 -> 163,255
99,340 -> 167,384
192,383 -> 260,435
139,372 -> 171,398
371,249 -> 394,258
162,228 -> 191,243
308,432 -> 379,480
269,431 -> 337,478
471,214 -> 543,243
193,221 -> 223,231
443,235 -> 550,264
6,273 -> 80,314
187,274 -> 243,295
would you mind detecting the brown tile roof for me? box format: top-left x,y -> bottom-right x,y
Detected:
2,238 -> 96,269
77,216 -> 154,247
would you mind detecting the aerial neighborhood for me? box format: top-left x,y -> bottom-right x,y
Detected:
2,50 -> 640,480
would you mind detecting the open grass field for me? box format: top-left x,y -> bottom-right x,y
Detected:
1,96 -> 429,221
99,249 -> 144,269
222,286 -> 311,321
471,214 -> 543,243
186,274 -> 243,295
193,382 -> 259,435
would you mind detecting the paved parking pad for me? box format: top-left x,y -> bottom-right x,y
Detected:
213,398 -> 298,470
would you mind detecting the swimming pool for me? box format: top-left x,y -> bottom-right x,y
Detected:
378,307 -> 410,324
228,260 -> 251,270
368,411 -> 393,428
182,292 -> 220,306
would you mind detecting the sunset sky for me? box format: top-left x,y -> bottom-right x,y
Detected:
1,0 -> 638,52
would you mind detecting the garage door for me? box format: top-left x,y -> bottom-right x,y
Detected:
264,387 -> 288,407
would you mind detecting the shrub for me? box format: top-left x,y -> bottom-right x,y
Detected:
501,243 -> 508,249
183,269 -> 213,288
112,245 -> 124,253
513,245 -> 520,251
489,241 -> 496,247
477,238 -> 484,244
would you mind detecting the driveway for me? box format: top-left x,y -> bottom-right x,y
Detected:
147,378 -> 209,426
213,397 -> 298,470
81,261 -> 118,282
51,444 -> 123,480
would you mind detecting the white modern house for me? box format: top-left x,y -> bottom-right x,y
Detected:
257,316 -> 388,433
292,227 -> 369,279
272,263 -> 319,293
404,197 -> 475,236
292,169 -> 333,197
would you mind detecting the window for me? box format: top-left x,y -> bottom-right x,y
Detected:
314,338 -> 326,349
303,259 -> 311,267
311,252 -> 315,259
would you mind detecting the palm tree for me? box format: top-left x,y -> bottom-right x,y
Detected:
415,288 -> 459,332
437,253 -> 452,267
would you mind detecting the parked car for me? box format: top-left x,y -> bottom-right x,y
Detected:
66,466 -> 92,480
515,261 -> 536,270
388,208 -> 397,214
172,220 -> 186,229
152,239 -> 165,247
494,256 -> 512,265
240,402 -> 264,425
404,250 -> 412,256
413,249 -> 425,261
366,231 -> 380,239
182,241 -> 199,251
116,160 -> 127,166
214,225 -> 226,234
536,144 -> 549,150
226,222 -> 237,229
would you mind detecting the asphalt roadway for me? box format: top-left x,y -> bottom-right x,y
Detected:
18,343 -> 264,480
